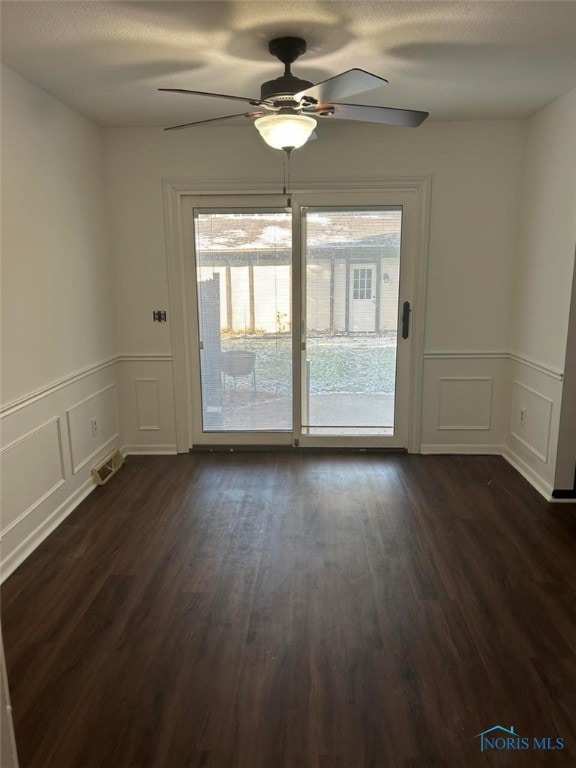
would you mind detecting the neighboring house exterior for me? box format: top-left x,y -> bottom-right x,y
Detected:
197,232 -> 401,336
306,233 -> 401,334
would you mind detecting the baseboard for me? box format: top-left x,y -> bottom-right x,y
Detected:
420,444 -> 505,455
122,444 -> 563,505
121,444 -> 178,456
420,443 -> 558,503
0,444 -> 177,582
502,447 -> 553,502
0,476 -> 96,584
551,489 -> 576,500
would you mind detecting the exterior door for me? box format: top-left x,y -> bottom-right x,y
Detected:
186,190 -> 420,449
297,194 -> 416,448
349,263 -> 377,332
190,198 -> 293,446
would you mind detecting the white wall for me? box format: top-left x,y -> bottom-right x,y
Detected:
556,263 -> 576,490
1,66 -> 116,402
0,66 -> 119,580
510,89 -> 576,369
105,120 -> 525,453
506,88 -> 576,495
107,121 -> 524,353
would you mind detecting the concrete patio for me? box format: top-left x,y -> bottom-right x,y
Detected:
219,390 -> 395,434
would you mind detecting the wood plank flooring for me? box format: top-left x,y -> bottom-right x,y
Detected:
2,453 -> 575,768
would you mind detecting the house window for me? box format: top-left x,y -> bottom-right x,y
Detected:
353,268 -> 372,299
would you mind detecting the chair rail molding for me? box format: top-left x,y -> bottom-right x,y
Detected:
117,354 -> 173,362
0,355 -> 118,419
509,352 -> 564,380
423,350 -> 509,359
0,355 -> 177,421
423,350 -> 563,381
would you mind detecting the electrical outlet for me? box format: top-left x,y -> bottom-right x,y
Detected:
519,407 -> 526,426
91,417 -> 99,437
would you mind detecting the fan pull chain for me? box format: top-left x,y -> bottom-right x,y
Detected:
282,151 -> 292,207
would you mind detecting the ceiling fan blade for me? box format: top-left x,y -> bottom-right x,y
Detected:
159,88 -> 271,107
295,69 -> 388,104
312,102 -> 429,127
164,111 -> 264,131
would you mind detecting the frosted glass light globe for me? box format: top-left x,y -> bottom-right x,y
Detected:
255,114 -> 317,150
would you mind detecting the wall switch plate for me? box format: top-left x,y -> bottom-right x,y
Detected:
519,407 -> 526,426
91,417 -> 98,437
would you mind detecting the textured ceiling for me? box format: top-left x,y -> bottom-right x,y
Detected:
1,1 -> 575,126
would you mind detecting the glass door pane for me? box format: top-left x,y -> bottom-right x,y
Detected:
194,209 -> 292,432
302,208 -> 402,436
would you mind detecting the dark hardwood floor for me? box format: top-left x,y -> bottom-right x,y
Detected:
2,453 -> 575,768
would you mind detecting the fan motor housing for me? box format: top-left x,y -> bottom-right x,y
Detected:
260,75 -> 314,102
268,37 -> 307,64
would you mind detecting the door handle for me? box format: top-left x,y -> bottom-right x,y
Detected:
402,301 -> 411,339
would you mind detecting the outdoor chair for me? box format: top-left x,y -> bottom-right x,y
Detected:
221,350 -> 256,390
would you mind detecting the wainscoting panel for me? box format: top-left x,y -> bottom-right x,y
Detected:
421,353 -> 567,500
135,379 -> 161,431
0,360 -> 120,582
505,357 -> 563,497
0,417 -> 65,533
118,357 -> 177,453
437,377 -> 493,430
510,381 -> 553,462
66,384 -> 119,474
421,355 -> 508,450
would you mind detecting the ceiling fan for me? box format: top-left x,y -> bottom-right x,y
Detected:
159,37 -> 429,153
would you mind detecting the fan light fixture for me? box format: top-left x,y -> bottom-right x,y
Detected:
160,37 -> 429,145
254,113 -> 317,151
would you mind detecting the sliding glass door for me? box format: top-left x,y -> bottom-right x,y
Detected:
189,191 -> 417,448
193,205 -> 293,442
301,207 -> 402,438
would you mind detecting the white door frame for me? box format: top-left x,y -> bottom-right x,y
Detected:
162,175 -> 431,453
